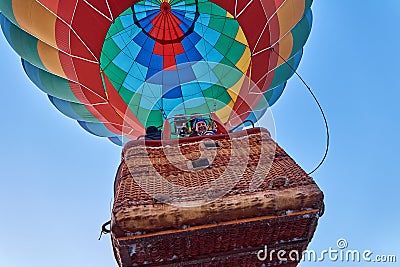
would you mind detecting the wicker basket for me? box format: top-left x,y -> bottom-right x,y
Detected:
111,128 -> 324,266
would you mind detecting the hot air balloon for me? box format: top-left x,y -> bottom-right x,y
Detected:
0,0 -> 324,266
0,0 -> 312,144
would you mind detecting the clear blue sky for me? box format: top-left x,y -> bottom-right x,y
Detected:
1,1 -> 399,266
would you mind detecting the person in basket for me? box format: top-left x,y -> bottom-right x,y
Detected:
189,118 -> 215,137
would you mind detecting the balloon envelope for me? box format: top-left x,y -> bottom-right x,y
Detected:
0,0 -> 312,145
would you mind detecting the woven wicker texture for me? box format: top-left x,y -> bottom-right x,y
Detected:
115,128 -> 313,207
111,128 -> 324,266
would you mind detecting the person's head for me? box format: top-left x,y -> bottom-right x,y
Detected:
193,118 -> 208,135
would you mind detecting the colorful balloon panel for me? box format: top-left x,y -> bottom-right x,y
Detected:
0,0 -> 313,145
101,0 -> 251,130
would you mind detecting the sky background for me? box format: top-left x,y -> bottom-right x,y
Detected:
1,1 -> 400,266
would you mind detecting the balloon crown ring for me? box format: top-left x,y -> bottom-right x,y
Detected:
160,2 -> 171,14
131,0 -> 199,43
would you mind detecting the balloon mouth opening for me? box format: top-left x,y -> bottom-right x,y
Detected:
160,2 -> 171,14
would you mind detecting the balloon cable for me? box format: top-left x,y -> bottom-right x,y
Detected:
270,48 -> 329,175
